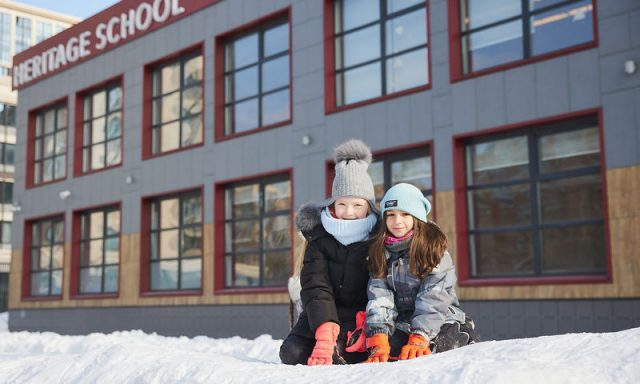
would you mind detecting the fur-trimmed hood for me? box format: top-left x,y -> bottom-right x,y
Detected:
295,202 -> 325,235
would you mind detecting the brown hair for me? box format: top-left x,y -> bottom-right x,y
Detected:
369,215 -> 448,279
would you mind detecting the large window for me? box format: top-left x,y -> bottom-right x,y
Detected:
80,83 -> 123,173
222,176 -> 291,288
28,217 -> 64,297
15,17 -> 31,53
147,191 -> 202,291
463,115 -> 605,279
31,104 -> 67,185
219,17 -> 291,137
369,147 -> 432,205
329,0 -> 429,107
457,0 -> 595,75
149,51 -> 203,155
0,143 -> 15,166
77,206 -> 120,295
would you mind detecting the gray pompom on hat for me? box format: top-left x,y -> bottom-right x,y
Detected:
329,139 -> 376,209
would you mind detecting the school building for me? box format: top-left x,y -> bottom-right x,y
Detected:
6,0 -> 640,340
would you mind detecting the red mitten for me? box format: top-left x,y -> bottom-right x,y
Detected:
365,333 -> 390,363
398,334 -> 431,360
307,322 -> 340,366
346,311 -> 367,353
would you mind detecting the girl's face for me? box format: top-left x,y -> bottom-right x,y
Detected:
334,197 -> 369,220
385,210 -> 414,238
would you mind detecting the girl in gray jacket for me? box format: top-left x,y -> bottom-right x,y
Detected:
361,183 -> 478,362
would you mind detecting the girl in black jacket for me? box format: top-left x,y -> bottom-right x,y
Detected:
279,139 -> 379,365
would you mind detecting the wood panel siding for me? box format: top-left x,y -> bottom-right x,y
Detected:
9,166 -> 639,309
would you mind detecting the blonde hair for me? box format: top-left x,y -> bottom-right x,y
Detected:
368,215 -> 447,279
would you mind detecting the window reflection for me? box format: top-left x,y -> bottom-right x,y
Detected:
224,177 -> 291,288
82,84 -> 122,172
334,0 -> 429,107
224,20 -> 291,135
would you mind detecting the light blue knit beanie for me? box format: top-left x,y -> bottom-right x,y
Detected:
380,183 -> 431,222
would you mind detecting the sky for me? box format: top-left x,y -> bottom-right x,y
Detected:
1,313 -> 640,384
14,0 -> 120,19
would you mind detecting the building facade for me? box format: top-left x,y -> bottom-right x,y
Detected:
7,0 -> 640,340
0,0 -> 78,312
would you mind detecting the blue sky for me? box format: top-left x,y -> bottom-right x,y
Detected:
15,0 -> 120,19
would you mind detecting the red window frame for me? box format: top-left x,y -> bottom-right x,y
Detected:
214,168 -> 293,294
70,202 -> 122,299
140,186 -> 205,297
323,0 -> 432,114
452,108 -> 612,286
25,97 -> 68,189
447,0 -> 599,82
214,8 -> 293,142
141,43 -> 205,160
22,212 -> 65,301
74,75 -> 124,177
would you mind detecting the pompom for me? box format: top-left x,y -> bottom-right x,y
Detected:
333,139 -> 372,164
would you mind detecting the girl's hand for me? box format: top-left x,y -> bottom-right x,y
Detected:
308,322 -> 340,365
398,334 -> 431,360
365,334 -> 390,363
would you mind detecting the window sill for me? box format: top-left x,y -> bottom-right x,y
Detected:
21,295 -> 63,302
326,84 -> 431,115
70,293 -> 119,300
74,162 -> 123,178
458,274 -> 611,287
140,289 -> 203,298
26,176 -> 67,190
451,42 -> 597,84
214,287 -> 288,295
215,119 -> 292,143
142,142 -> 205,161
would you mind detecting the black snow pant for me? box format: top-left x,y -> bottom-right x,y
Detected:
279,311 -> 368,365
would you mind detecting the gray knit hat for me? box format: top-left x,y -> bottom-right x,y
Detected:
329,139 -> 376,209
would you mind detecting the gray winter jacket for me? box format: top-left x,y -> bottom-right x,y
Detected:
365,242 -> 466,340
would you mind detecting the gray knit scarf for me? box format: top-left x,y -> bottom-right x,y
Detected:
320,208 -> 377,246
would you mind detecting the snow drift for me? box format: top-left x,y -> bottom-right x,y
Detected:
1,312 -> 638,383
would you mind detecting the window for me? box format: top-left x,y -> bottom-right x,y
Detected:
0,103 -> 16,127
218,16 -> 291,137
456,0 -> 595,75
0,181 -> 12,204
148,50 -> 203,156
28,217 -> 64,297
0,221 -> 11,244
15,17 -> 31,53
221,175 -> 292,289
369,147 -> 432,205
80,83 -> 123,172
76,206 -> 120,294
328,0 -> 429,108
146,191 -> 202,291
0,13 -> 11,64
35,21 -> 52,43
462,115 -> 605,279
1,144 -> 15,166
31,104 -> 67,185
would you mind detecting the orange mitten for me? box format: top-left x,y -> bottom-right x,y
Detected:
398,334 -> 431,360
307,322 -> 340,366
365,333 -> 391,363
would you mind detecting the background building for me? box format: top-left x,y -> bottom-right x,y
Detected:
0,0 -> 78,312
6,0 -> 640,340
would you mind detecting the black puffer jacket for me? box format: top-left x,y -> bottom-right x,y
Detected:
291,203 -> 378,337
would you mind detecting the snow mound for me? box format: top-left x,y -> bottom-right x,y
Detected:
0,317 -> 638,384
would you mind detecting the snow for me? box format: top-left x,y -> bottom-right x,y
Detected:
1,312 -> 639,383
